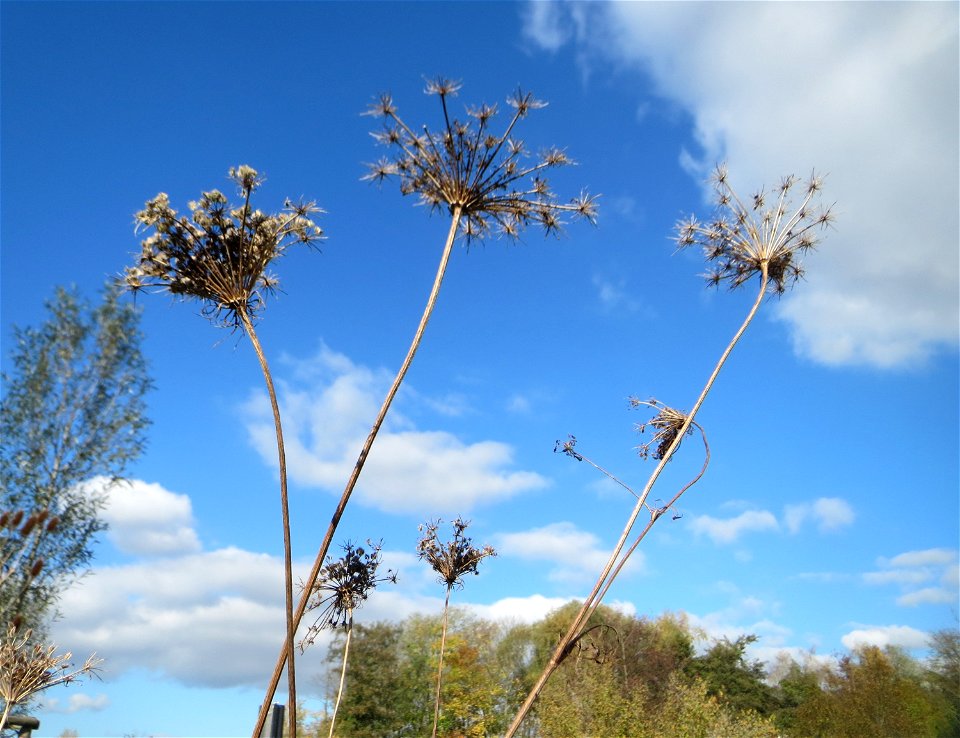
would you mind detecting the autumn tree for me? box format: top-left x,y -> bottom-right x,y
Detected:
793,645 -> 944,737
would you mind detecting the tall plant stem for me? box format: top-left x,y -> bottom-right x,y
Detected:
327,612 -> 354,738
241,310 -> 298,738
431,586 -> 453,738
253,207 -> 464,737
504,265 -> 770,738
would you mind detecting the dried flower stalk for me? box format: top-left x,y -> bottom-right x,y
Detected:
300,541 -> 395,738
127,166 -> 322,738
254,78 -> 594,736
417,518 -> 495,738
505,166 -> 832,736
0,624 -> 101,729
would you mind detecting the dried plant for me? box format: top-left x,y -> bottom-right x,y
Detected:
0,624 -> 101,729
675,164 -> 833,295
632,398 -> 695,461
505,167 -> 832,736
126,166 -> 322,738
300,541 -> 395,738
255,79 -> 594,734
418,517 -> 496,738
0,510 -> 60,629
362,77 -> 598,240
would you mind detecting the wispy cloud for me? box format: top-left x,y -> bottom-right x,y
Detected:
784,497 -> 855,534
496,521 -> 643,583
592,273 -> 641,313
523,1 -> 959,368
242,343 -> 548,514
692,497 -> 855,544
43,692 -> 110,714
689,510 -> 779,544
864,547 -> 959,608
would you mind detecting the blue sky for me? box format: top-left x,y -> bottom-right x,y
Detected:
2,1 -> 958,736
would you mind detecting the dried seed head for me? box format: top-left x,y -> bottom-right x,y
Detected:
417,517 -> 496,590
363,80 -> 597,243
299,540 -> 396,651
630,397 -> 692,461
124,166 -> 324,328
675,164 -> 834,294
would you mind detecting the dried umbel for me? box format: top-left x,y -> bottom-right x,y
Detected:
417,517 -> 496,589
0,624 -> 101,728
124,165 -> 323,327
675,165 -> 833,294
630,398 -> 692,461
300,540 -> 396,649
363,77 -> 597,241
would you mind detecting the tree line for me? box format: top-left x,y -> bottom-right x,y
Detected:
298,603 -> 960,738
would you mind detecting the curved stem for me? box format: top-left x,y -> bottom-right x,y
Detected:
596,424 -> 710,606
253,207 -> 464,737
241,311 -> 297,738
432,586 -> 453,738
504,265 -> 770,738
327,612 -> 353,738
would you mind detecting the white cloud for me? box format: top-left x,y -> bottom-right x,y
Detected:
496,521 -> 644,583
592,273 -> 641,313
896,588 -> 958,607
685,596 -> 792,651
524,1 -> 959,368
689,509 -> 779,544
886,548 -> 958,568
841,624 -> 930,651
468,594 -> 577,624
866,547 -> 959,608
863,569 -> 933,586
92,477 -> 201,556
243,343 -> 548,514
52,545 -> 315,689
43,692 -> 110,714
785,497 -> 855,534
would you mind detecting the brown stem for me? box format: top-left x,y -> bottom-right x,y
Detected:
432,586 -> 453,738
504,264 -> 770,738
253,207 -> 464,737
240,311 -> 297,738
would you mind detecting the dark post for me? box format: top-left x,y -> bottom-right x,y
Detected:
1,715 -> 40,738
258,703 -> 285,738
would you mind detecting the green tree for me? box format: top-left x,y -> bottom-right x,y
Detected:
1,285 -> 151,633
323,621 -> 412,738
684,634 -> 777,716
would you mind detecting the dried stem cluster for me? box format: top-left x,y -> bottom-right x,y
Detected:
300,541 -> 395,738
254,79 -> 594,736
0,624 -> 101,729
504,167 -> 831,736
417,518 -> 496,738
107,76 -> 833,738
126,167 -> 323,738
